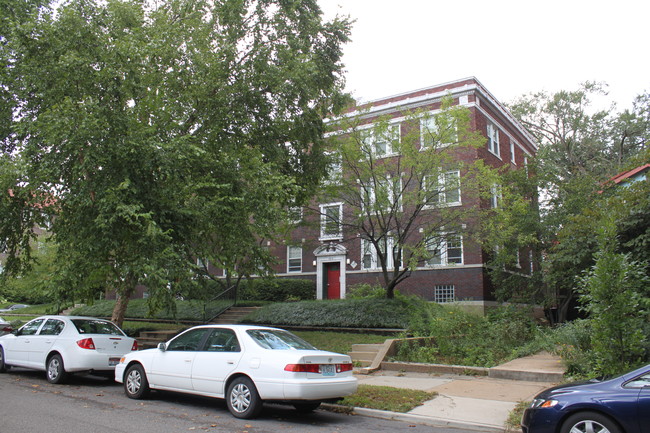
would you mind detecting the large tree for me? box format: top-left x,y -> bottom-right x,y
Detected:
508,84 -> 649,321
318,98 -> 491,298
1,0 -> 351,325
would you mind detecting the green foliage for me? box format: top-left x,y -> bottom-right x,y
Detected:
345,283 -> 387,299
1,0 -> 351,325
395,305 -> 542,367
537,320 -> 594,378
71,299 -> 233,322
244,297 -> 429,329
578,221 -> 650,377
238,278 -> 315,302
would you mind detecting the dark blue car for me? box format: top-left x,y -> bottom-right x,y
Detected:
521,364 -> 650,433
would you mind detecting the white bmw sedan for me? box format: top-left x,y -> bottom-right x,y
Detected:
0,315 -> 137,383
115,324 -> 358,419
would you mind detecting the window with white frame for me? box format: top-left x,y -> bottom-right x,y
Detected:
487,122 -> 500,157
197,257 -> 209,270
420,116 -> 457,148
361,123 -> 400,157
426,234 -> 463,266
510,140 -> 516,164
361,237 -> 400,270
288,206 -> 302,223
287,246 -> 302,273
325,152 -> 342,184
424,171 -> 461,206
434,285 -> 456,303
363,176 -> 402,212
320,203 -> 342,240
490,185 -> 502,208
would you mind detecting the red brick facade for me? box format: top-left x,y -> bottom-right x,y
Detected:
238,78 -> 537,308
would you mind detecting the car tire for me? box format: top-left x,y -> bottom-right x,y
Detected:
560,411 -> 621,433
124,364 -> 150,399
226,376 -> 263,419
46,354 -> 68,384
0,346 -> 9,373
293,402 -> 321,413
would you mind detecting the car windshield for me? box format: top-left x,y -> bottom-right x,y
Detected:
71,319 -> 125,336
247,329 -> 316,350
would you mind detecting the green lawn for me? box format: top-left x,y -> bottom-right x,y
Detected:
338,384 -> 437,412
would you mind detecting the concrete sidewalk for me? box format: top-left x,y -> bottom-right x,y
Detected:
342,352 -> 566,432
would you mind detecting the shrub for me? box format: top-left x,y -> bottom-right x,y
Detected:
244,297 -> 426,329
238,278 -> 315,302
394,305 -> 542,367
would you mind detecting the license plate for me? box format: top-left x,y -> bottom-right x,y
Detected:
321,365 -> 335,376
109,357 -> 120,366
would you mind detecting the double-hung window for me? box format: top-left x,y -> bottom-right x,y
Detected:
490,185 -> 502,208
362,124 -> 400,158
288,206 -> 303,224
364,176 -> 402,213
325,152 -> 342,184
487,122 -> 500,157
510,140 -> 517,164
361,237 -> 400,270
287,246 -> 302,273
420,116 -> 457,149
424,171 -> 461,207
426,234 -> 463,266
320,203 -> 342,240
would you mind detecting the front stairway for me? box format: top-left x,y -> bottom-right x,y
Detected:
349,343 -> 384,367
210,306 -> 260,324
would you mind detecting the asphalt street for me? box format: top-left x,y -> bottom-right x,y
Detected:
0,368 -> 489,433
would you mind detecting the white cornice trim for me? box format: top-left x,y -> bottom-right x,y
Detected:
328,77 -> 538,151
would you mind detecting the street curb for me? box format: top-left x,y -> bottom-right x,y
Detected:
320,403 -> 508,432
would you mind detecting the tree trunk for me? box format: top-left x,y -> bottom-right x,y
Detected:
111,285 -> 135,328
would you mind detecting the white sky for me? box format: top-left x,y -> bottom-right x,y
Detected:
318,0 -> 649,111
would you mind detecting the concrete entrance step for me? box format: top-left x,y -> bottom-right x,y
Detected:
488,351 -> 565,382
349,343 -> 383,367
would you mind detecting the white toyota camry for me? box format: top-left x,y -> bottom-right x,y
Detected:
0,315 -> 137,383
115,324 -> 358,419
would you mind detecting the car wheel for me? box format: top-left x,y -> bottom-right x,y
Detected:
124,364 -> 150,399
226,376 -> 263,419
46,354 -> 68,384
0,346 -> 8,373
560,411 -> 621,433
293,402 -> 321,413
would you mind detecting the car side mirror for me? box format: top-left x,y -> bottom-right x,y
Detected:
157,342 -> 167,352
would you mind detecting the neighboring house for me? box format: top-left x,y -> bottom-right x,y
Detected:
233,77 -> 538,312
604,164 -> 650,187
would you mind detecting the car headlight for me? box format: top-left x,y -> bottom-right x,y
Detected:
530,398 -> 559,408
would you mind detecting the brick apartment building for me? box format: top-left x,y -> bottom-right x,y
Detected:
252,77 -> 538,311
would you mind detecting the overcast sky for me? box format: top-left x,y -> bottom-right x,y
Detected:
318,0 -> 649,111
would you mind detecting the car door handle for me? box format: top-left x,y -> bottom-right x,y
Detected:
185,359 -> 192,363
227,361 -> 235,365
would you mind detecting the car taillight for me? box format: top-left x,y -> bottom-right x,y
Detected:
1,326 -> 12,333
284,363 -> 353,373
336,363 -> 353,373
285,364 -> 321,373
77,338 -> 96,350
131,340 -> 138,351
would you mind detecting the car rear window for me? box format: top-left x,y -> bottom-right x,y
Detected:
71,319 -> 125,336
247,329 -> 316,350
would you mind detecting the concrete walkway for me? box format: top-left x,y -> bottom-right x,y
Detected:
339,352 -> 566,432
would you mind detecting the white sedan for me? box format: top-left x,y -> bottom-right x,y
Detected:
0,315 -> 137,383
115,324 -> 358,419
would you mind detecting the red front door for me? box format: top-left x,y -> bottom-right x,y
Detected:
325,262 -> 341,299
